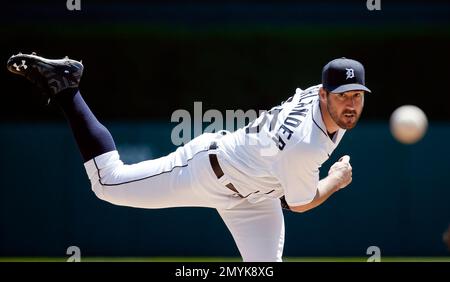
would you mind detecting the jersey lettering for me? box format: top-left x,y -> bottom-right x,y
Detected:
271,97 -> 313,151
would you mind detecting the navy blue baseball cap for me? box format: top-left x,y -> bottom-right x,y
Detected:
322,57 -> 371,93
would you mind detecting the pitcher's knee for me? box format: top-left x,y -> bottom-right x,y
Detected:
89,168 -> 132,206
83,150 -> 125,201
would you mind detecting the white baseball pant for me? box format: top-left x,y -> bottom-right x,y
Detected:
83,133 -> 285,261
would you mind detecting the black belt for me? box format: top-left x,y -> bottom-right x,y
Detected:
208,143 -> 243,198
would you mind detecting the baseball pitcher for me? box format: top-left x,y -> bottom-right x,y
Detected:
7,54 -> 371,261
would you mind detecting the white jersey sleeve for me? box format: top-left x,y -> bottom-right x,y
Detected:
271,136 -> 320,206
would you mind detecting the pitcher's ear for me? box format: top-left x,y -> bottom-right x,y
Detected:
319,87 -> 328,102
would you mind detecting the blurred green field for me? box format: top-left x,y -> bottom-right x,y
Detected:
0,257 -> 449,262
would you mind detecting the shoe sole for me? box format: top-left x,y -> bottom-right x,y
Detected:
7,53 -> 84,95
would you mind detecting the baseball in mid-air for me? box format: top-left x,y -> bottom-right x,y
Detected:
390,105 -> 428,144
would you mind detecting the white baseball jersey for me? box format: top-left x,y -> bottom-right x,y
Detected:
216,84 -> 346,206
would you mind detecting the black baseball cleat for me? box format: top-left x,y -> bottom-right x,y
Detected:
7,52 -> 84,100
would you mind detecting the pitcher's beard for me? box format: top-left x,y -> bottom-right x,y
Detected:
327,102 -> 361,130
336,113 -> 359,129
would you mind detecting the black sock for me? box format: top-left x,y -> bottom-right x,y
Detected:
55,89 -> 116,162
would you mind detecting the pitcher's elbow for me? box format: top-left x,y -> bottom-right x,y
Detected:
289,203 -> 314,213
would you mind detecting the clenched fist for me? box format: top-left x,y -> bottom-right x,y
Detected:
328,155 -> 353,190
